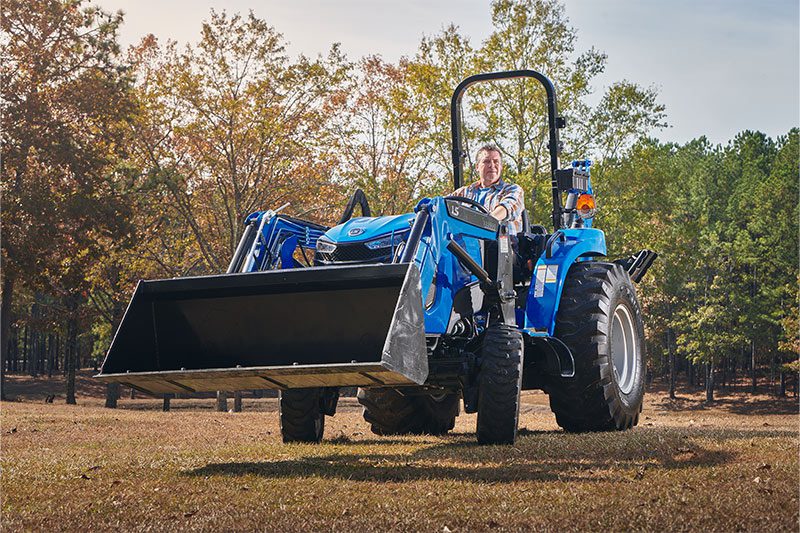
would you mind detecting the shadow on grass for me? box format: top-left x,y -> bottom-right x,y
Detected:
186,426 -> 747,484
654,394 -> 799,416
723,398 -> 800,416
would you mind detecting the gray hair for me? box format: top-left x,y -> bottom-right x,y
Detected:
475,143 -> 502,161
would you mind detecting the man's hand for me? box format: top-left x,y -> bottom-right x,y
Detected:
490,204 -> 508,222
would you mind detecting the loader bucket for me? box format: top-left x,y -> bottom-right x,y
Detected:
95,263 -> 428,396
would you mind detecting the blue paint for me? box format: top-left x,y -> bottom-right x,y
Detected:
524,228 -> 606,335
242,165 -> 606,341
241,211 -> 328,272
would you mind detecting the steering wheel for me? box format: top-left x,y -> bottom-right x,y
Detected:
444,195 -> 490,214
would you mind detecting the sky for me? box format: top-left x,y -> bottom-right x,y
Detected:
98,0 -> 799,146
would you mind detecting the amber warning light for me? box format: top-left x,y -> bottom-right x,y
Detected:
576,194 -> 596,219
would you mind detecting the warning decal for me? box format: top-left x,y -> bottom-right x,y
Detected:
499,235 -> 509,254
534,265 -> 546,297
545,265 -> 558,284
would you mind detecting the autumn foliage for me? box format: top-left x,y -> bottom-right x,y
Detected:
1,0 -> 797,402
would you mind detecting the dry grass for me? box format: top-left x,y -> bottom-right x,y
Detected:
1,375 -> 798,532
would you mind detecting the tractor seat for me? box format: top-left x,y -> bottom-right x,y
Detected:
514,210 -> 548,283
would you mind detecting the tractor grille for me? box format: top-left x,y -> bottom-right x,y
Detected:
315,242 -> 393,264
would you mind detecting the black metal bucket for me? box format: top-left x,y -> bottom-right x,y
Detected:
95,263 -> 427,395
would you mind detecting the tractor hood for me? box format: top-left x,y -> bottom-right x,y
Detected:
323,213 -> 415,244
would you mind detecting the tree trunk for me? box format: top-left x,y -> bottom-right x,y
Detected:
35,330 -> 43,377
28,325 -> 35,377
105,383 -> 119,408
0,276 -> 12,401
721,359 -> 727,389
30,301 -> 41,377
65,297 -> 78,405
12,329 -> 19,372
47,334 -> 54,378
216,391 -> 228,411
769,352 -> 776,388
22,324 -> 28,377
233,391 -> 242,412
53,333 -> 59,372
779,371 -> 786,397
668,328 -> 676,399
750,339 -> 756,393
705,361 -> 714,403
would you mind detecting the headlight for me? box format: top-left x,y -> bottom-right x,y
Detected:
364,232 -> 408,250
316,238 -> 336,253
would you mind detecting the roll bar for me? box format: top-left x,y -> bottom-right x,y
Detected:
450,70 -> 565,231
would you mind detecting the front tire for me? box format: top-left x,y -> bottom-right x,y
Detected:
476,324 -> 524,445
280,388 -> 325,443
548,262 -> 645,432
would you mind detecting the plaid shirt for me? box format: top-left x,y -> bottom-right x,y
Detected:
452,179 -> 525,234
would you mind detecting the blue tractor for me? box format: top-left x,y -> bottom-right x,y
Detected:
97,70 -> 656,445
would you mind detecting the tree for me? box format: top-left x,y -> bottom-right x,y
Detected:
331,56 -> 443,215
126,12 -> 348,275
593,138 -> 692,397
747,130 -> 799,390
597,130 -> 798,398
407,0 -> 666,226
1,0 -> 135,402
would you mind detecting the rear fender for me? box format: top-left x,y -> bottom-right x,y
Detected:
523,228 -> 606,335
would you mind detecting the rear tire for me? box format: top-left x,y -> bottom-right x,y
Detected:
476,324 -> 524,445
357,388 -> 459,436
548,262 -> 645,432
280,388 -> 325,443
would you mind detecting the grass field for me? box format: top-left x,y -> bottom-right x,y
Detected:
1,373 -> 798,532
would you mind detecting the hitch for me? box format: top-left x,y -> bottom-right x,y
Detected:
616,249 -> 658,283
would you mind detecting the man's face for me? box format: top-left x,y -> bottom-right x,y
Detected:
477,149 -> 502,187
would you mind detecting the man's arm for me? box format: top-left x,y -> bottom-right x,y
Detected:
490,204 -> 509,222
495,184 -> 525,226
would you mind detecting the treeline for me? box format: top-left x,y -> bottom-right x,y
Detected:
1,0 -> 797,402
598,132 -> 799,400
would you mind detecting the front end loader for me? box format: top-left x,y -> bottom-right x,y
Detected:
97,70 -> 656,445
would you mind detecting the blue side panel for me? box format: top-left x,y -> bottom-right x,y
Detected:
413,198 -> 496,335
524,228 -> 606,336
310,196 -> 499,335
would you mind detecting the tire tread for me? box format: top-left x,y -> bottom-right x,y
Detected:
476,324 -> 524,445
548,262 -> 645,432
280,388 -> 325,443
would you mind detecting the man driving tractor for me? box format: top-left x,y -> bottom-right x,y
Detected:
452,143 -> 525,234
